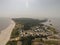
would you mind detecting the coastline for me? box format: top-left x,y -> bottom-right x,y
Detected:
0,19 -> 15,45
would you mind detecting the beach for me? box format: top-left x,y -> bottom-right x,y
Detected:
0,19 -> 15,45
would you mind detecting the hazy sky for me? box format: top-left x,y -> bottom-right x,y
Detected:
0,0 -> 60,18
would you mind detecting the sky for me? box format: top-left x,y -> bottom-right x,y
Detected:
0,0 -> 60,18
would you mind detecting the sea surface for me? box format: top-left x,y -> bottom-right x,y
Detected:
49,18 -> 60,31
43,18 -> 60,33
0,18 -> 11,30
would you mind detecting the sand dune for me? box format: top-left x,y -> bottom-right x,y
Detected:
0,20 -> 15,45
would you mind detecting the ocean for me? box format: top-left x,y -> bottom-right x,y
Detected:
42,18 -> 60,33
0,18 -> 11,30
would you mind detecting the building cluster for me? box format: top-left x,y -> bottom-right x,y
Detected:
19,24 -> 53,38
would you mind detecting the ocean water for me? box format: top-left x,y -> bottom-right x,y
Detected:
49,18 -> 60,31
43,18 -> 60,32
0,18 -> 11,30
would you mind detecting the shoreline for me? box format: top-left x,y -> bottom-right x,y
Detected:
0,19 -> 15,45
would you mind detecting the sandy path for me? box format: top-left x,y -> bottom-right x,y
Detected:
0,20 -> 15,45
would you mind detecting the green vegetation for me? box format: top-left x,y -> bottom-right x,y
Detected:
11,24 -> 20,38
6,41 -> 17,45
13,18 -> 47,30
12,18 -> 47,24
20,36 -> 35,45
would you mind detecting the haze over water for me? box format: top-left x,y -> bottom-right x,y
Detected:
43,18 -> 60,33
49,18 -> 60,32
0,18 -> 11,30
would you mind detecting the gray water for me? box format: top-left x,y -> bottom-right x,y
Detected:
0,18 -> 11,30
43,18 -> 60,33
49,18 -> 60,32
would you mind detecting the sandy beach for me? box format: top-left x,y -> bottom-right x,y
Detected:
0,20 -> 15,45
